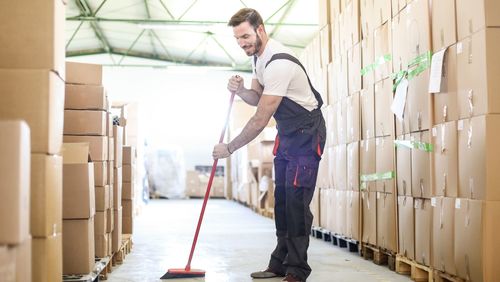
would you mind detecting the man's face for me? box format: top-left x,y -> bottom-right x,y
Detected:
233,21 -> 262,56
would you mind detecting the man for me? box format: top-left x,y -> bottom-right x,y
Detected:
212,8 -> 326,282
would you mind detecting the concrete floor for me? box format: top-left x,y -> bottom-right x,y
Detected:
107,199 -> 411,282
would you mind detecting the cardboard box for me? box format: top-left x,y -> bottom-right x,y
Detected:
107,160 -> 114,186
122,164 -> 134,183
337,98 -> 348,145
106,208 -> 113,233
398,196 -> 415,259
64,110 -> 107,136
338,55 -> 349,101
347,142 -> 360,191
373,0 -> 391,28
320,25 -> 332,67
331,17 -> 341,62
106,232 -> 112,257
63,135 -> 108,161
94,211 -> 107,236
361,191 -> 377,245
335,190 -> 347,235
346,191 -> 360,240
66,62 -> 103,86
411,131 -> 432,198
94,233 -> 108,258
32,234 -> 62,282
348,45 -> 362,95
123,216 -> 133,234
347,92 -> 361,144
396,134 -> 412,196
329,0 -> 341,21
405,0 -> 432,59
344,0 -> 360,50
112,208 -> 122,253
391,9 -> 409,75
326,147 -> 335,189
432,122 -> 458,197
432,0 -> 457,52
108,137 -> 114,161
0,70 -> 64,154
31,154 -> 63,237
458,115 -> 500,200
107,113 -> 113,137
186,170 -> 201,197
335,145 -> 347,190
361,35 -> 375,89
454,199 -> 500,282
432,45 -> 458,124
377,192 -> 397,252
375,136 -> 395,193
65,84 -> 107,110
114,126 -> 123,168
415,198 -> 432,266
95,186 -> 110,212
113,168 -> 122,209
311,187 -> 320,227
373,22 -> 392,82
62,143 -> 96,219
392,0 -> 407,17
408,68 -> 432,132
431,197 -> 456,275
63,218 -> 95,275
0,121 -> 30,244
93,161 -> 107,187
456,0 -> 500,40
122,146 -> 135,165
326,189 -> 335,231
319,0 -> 331,28
457,28 -> 500,119
13,238 -> 31,282
0,246 -> 15,282
326,105 -> 338,146
319,189 -> 328,228
360,0 -> 375,39
360,138 -> 376,192
122,200 -> 133,218
374,78 -> 394,137
122,182 -> 134,200
0,0 -> 65,73
360,85 -> 375,139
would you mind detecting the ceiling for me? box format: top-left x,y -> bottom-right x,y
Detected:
65,0 -> 320,70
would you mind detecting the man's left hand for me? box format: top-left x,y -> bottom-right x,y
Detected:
212,143 -> 231,159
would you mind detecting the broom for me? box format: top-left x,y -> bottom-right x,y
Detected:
161,88 -> 237,279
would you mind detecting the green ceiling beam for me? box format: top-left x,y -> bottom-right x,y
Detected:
177,0 -> 199,21
269,0 -> 297,38
66,16 -> 317,27
66,48 -> 107,57
143,0 -> 160,60
150,30 -> 175,62
118,29 -> 147,65
66,21 -> 84,49
94,0 -> 109,15
181,34 -> 210,64
211,36 -> 236,66
158,0 -> 175,19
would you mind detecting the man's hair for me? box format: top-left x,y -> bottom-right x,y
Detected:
228,8 -> 264,30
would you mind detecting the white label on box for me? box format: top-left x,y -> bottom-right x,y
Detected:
455,198 -> 461,209
432,127 -> 437,137
391,78 -> 409,120
431,197 -> 437,207
457,120 -> 464,130
428,48 -> 447,93
377,192 -> 381,199
457,42 -> 463,54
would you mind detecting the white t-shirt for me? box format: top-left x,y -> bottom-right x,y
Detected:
252,39 -> 318,111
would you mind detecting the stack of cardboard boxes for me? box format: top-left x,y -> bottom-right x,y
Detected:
308,0 -> 500,280
185,170 -> 225,199
0,1 -> 66,281
0,121 -> 32,281
112,123 -> 124,254
122,146 -> 136,234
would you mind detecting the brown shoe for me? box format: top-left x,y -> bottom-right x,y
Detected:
250,267 -> 286,279
282,273 -> 304,282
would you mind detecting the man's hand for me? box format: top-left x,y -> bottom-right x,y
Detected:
212,143 -> 232,159
227,75 -> 244,94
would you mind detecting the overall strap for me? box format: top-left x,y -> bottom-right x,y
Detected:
265,53 -> 323,108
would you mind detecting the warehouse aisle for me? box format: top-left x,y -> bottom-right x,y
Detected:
107,199 -> 410,282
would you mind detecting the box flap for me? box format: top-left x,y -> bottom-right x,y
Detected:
62,143 -> 92,164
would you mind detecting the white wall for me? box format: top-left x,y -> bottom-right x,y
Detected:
102,65 -> 252,170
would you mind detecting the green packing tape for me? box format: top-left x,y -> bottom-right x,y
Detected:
360,171 -> 395,182
391,51 -> 432,90
361,54 -> 392,76
394,140 -> 434,152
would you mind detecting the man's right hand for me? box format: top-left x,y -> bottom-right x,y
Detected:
227,75 -> 244,94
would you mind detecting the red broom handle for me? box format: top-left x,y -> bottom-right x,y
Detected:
185,90 -> 237,271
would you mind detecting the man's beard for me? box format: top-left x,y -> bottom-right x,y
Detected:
245,33 -> 262,56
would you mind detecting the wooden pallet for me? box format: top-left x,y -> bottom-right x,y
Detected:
112,234 -> 133,266
395,255 -> 434,282
63,256 -> 111,282
433,270 -> 465,282
361,244 -> 396,270
97,257 -> 112,280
